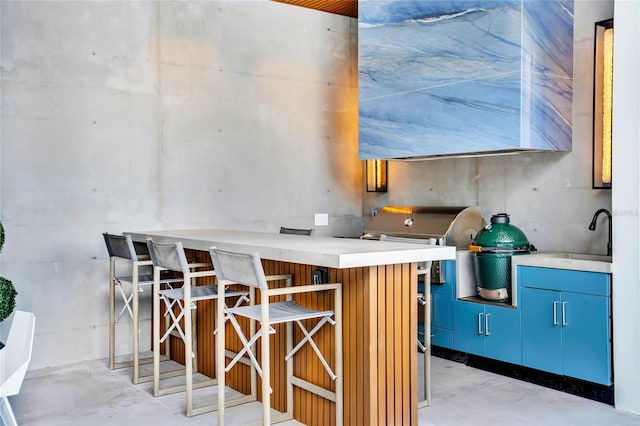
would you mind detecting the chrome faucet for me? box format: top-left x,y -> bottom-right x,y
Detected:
589,208 -> 612,256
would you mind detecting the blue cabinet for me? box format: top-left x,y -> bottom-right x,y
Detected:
453,300 -> 522,365
429,260 -> 455,349
519,266 -> 612,385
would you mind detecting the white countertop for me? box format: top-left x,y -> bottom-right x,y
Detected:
127,228 -> 456,269
512,252 -> 612,274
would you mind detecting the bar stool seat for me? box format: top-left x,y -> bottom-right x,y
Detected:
210,247 -> 343,426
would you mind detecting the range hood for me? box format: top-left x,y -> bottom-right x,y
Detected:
358,1 -> 575,160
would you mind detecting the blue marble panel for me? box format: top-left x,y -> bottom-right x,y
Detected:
359,73 -> 522,158
521,70 -> 573,150
359,4 -> 522,99
522,0 -> 574,78
358,0 -> 574,160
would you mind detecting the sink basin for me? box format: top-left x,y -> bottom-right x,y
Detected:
512,251 -> 612,273
538,252 -> 612,263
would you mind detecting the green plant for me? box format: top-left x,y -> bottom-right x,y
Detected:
0,220 -> 17,322
0,277 -> 17,322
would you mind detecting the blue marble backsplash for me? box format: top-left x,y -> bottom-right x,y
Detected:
358,0 -> 574,159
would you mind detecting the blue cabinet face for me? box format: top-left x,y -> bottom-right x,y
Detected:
561,292 -> 611,384
453,301 -> 486,356
429,260 -> 456,349
453,301 -> 522,364
484,305 -> 521,364
519,267 -> 612,385
431,290 -> 453,330
521,287 -> 563,374
431,327 -> 453,348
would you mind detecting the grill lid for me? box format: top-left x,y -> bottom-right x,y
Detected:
470,213 -> 532,252
363,206 -> 485,249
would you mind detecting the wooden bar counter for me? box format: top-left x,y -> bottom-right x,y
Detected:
128,229 -> 455,426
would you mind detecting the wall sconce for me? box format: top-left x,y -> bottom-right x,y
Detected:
366,159 -> 388,192
593,19 -> 613,189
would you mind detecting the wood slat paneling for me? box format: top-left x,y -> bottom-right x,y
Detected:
272,0 -> 357,18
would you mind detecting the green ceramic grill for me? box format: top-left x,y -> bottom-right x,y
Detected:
470,213 -> 533,302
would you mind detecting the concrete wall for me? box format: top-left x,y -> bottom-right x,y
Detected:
0,1 -> 360,369
364,0 -> 614,256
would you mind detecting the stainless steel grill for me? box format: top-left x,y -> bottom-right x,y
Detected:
362,206 -> 485,283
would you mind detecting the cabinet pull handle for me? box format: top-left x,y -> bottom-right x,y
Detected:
485,313 -> 490,336
553,301 -> 559,325
478,313 -> 484,335
562,301 -> 567,326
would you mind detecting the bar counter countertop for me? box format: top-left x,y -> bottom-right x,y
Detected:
127,228 -> 455,426
127,228 -> 455,269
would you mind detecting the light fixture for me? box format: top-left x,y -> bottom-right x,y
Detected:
366,159 -> 387,192
593,19 -> 613,189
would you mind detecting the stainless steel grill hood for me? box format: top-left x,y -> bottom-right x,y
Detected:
363,206 -> 485,249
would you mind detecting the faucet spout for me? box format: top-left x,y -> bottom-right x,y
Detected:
588,208 -> 612,256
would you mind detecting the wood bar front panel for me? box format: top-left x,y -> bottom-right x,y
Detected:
171,250 -> 418,426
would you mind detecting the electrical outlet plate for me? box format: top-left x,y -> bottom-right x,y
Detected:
315,213 -> 328,226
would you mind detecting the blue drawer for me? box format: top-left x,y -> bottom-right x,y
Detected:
519,266 -> 610,296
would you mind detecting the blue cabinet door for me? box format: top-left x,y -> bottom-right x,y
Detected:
432,290 -> 453,331
562,292 -> 612,385
453,301 -> 485,356
431,327 -> 453,348
430,259 -> 456,349
521,287 -> 562,374
485,305 -> 521,365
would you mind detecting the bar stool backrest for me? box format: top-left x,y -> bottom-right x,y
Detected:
103,233 -> 140,262
146,239 -> 190,274
210,248 -> 268,291
102,232 -> 149,262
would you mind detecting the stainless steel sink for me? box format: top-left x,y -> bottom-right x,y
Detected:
539,252 -> 612,263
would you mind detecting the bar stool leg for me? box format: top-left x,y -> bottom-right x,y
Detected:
132,262 -> 141,384
185,272 -> 194,416
335,283 -> 344,426
153,269 -> 161,396
250,287 -> 257,401
417,274 -> 431,409
260,303 -> 270,426
109,256 -> 116,370
216,289 -> 225,426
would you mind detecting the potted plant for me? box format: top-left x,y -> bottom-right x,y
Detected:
0,221 -> 18,349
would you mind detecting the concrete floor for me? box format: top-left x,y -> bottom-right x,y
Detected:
9,355 -> 640,426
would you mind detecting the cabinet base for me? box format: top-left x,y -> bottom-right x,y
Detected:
432,346 -> 614,406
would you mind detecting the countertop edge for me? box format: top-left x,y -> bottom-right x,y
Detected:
127,229 -> 456,269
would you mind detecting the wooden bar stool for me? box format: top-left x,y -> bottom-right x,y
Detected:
210,247 -> 343,426
103,233 -> 183,383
